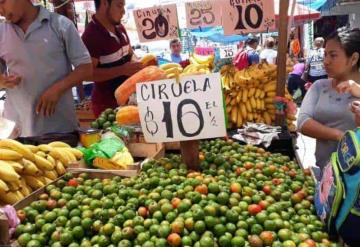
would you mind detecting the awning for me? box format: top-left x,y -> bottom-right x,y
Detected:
274,0 -> 322,24
190,27 -> 248,43
296,0 -> 328,10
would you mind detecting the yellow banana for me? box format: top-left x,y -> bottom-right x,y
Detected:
160,63 -> 181,71
8,181 -> 21,191
0,149 -> 23,161
256,99 -> 261,110
46,155 -> 56,167
242,89 -> 248,103
44,170 -> 58,180
236,92 -> 242,103
0,179 -> 9,193
44,177 -> 53,184
62,149 -> 76,163
0,190 -> 21,204
48,141 -> 71,148
34,154 -> 54,171
245,101 -> 252,113
263,112 -> 272,125
266,92 -> 276,98
55,160 -> 66,176
236,111 -> 243,128
38,144 -> 53,153
240,104 -> 247,119
25,145 -> 39,153
231,107 -> 238,124
250,97 -> 257,109
0,139 -> 34,162
6,161 -> 24,173
248,88 -> 256,98
0,160 -> 20,182
36,151 -> 47,158
254,89 -> 262,99
248,113 -> 254,121
49,148 -> 69,166
22,159 -> 41,176
23,176 -> 45,190
265,97 -> 273,104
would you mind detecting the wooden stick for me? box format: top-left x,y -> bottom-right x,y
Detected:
275,0 -> 290,126
180,140 -> 200,171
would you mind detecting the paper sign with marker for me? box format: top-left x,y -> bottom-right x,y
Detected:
222,0 -> 275,35
133,4 -> 179,43
185,0 -> 222,29
136,73 -> 227,143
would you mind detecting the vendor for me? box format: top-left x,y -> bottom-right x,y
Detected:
298,27 -> 360,171
0,0 -> 92,137
82,0 -> 143,117
167,39 -> 183,64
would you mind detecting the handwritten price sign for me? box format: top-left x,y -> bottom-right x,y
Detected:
219,45 -> 238,59
185,0 -> 222,29
223,0 -> 275,35
133,4 -> 179,43
136,74 -> 227,143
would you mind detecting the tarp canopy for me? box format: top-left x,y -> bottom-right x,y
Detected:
190,27 -> 248,43
274,0 -> 322,23
296,0 -> 328,10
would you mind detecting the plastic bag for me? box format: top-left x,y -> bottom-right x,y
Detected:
80,138 -> 125,166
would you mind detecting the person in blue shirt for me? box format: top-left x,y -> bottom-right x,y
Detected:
169,39 -> 183,64
246,36 -> 260,65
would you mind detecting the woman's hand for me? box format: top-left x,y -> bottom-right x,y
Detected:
0,74 -> 21,89
336,80 -> 360,98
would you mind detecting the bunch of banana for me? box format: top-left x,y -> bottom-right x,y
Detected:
182,63 -> 211,76
159,63 -> 184,79
93,147 -> 133,171
0,139 -> 83,204
189,53 -> 214,70
221,63 -> 297,130
220,65 -> 236,90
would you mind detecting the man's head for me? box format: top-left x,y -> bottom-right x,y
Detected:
170,39 -> 182,55
265,37 -> 275,49
246,36 -> 258,49
0,0 -> 32,24
94,0 -> 125,25
314,37 -> 325,49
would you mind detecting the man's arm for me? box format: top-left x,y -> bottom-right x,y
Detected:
90,58 -> 143,82
36,18 -> 93,116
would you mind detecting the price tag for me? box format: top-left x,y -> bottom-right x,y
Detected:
222,0 -> 275,35
133,4 -> 179,43
219,45 -> 238,59
136,73 -> 227,143
185,0 -> 222,29
194,47 -> 215,56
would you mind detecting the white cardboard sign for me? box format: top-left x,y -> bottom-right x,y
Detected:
136,73 -> 227,143
185,0 -> 222,29
219,45 -> 238,59
222,0 -> 275,35
133,4 -> 179,43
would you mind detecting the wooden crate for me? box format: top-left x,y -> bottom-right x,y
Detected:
76,100 -> 96,128
5,170 -> 136,246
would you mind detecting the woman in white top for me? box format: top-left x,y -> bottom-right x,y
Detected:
260,37 -> 278,64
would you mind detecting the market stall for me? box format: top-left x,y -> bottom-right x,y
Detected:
0,0 -> 350,246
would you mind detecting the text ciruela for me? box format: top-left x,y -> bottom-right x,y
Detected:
136,7 -> 172,19
230,0 -> 261,7
140,78 -> 211,101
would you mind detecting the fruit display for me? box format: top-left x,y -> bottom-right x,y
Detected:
140,54 -> 158,67
189,53 -> 215,71
160,62 -> 211,79
213,58 -> 233,73
91,108 -> 118,130
0,140 -> 82,205
14,139 -> 338,247
93,147 -> 134,171
116,106 -> 140,126
115,66 -> 167,106
221,63 -> 297,130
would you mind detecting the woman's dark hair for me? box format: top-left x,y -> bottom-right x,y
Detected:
327,26 -> 360,69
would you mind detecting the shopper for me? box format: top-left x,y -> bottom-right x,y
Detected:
233,36 -> 259,70
82,0 -> 143,117
260,37 -> 277,64
168,39 -> 183,64
0,0 -> 92,137
287,59 -> 306,98
298,27 -> 360,171
304,37 -> 328,83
